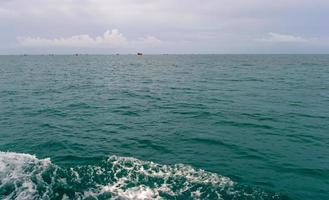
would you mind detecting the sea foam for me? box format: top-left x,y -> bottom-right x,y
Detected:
0,151 -> 282,200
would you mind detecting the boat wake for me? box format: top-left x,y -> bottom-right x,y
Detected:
0,151 -> 286,200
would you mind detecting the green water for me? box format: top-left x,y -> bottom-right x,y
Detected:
0,55 -> 328,199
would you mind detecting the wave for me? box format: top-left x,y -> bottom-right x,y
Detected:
0,151 -> 285,200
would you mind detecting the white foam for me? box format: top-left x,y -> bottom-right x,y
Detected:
101,181 -> 160,200
0,152 -> 52,200
90,155 -> 236,199
0,151 -> 276,200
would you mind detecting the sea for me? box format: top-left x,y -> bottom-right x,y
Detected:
0,55 -> 328,200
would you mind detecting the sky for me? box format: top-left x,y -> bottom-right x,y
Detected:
1,0 -> 329,54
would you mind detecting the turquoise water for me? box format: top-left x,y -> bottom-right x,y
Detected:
0,55 -> 328,199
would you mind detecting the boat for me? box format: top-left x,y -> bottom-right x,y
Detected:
137,52 -> 143,56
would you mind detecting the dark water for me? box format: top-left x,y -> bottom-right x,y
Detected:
0,55 -> 328,200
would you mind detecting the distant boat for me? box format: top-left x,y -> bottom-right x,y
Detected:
137,52 -> 143,56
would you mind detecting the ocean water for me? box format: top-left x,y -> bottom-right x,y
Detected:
0,55 -> 328,200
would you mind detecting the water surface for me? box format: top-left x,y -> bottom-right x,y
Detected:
0,55 -> 328,199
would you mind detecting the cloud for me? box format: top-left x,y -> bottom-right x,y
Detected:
1,0 -> 329,53
258,32 -> 314,43
132,36 -> 162,46
17,29 -> 162,48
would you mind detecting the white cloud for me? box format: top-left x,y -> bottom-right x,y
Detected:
17,29 -> 162,48
258,32 -> 314,43
1,0 -> 329,53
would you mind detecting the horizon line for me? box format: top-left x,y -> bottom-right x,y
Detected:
1,53 -> 329,56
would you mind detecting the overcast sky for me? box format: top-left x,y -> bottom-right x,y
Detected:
1,0 -> 329,54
